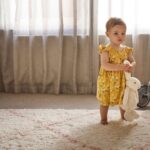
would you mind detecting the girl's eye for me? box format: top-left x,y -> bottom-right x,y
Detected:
114,32 -> 125,35
114,32 -> 118,35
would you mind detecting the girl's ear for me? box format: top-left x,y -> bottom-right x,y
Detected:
105,32 -> 109,37
105,32 -> 108,36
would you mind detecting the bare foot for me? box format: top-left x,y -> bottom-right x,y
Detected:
121,115 -> 127,121
119,107 -> 126,121
101,120 -> 108,125
121,117 -> 127,121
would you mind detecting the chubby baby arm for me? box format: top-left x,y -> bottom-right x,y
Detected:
100,52 -> 130,71
126,52 -> 136,72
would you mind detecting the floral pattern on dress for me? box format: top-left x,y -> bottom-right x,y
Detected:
96,44 -> 133,106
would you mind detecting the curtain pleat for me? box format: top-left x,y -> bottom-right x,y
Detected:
41,2 -> 48,93
134,35 -> 150,84
88,0 -> 93,94
91,0 -> 99,93
72,0 -> 77,94
2,31 -> 14,92
57,0 -> 63,94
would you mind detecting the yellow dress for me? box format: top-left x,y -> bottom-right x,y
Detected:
96,44 -> 133,106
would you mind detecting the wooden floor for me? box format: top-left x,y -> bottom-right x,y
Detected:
0,93 -> 149,110
0,93 -> 99,109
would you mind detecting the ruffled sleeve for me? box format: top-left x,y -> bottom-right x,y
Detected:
126,47 -> 133,55
98,44 -> 109,54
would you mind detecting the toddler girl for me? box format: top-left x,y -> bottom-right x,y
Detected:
96,17 -> 136,125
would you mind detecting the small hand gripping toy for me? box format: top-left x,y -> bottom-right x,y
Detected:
121,60 -> 141,121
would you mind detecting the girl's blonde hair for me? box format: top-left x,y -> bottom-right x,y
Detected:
106,17 -> 126,32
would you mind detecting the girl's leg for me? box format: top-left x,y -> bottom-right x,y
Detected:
100,105 -> 109,125
119,107 -> 126,120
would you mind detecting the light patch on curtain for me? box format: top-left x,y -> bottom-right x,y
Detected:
98,0 -> 150,34
0,0 -> 90,36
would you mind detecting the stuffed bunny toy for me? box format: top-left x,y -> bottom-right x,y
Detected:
121,60 -> 141,122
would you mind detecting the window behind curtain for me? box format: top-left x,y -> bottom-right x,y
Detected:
0,0 -> 90,36
98,0 -> 150,35
1,0 -> 150,35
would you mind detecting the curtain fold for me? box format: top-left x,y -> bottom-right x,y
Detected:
134,35 -> 150,84
0,0 -> 99,94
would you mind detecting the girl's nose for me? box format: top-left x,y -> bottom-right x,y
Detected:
118,34 -> 123,38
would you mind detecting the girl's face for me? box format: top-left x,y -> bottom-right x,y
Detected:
106,25 -> 126,47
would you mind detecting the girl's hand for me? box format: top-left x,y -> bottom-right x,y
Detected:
123,64 -> 133,72
127,65 -> 133,72
122,64 -> 132,72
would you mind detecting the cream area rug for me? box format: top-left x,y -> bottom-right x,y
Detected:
0,109 -> 150,150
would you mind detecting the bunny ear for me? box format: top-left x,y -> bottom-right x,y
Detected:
124,60 -> 130,65
125,71 -> 131,79
123,87 -> 129,107
123,60 -> 131,79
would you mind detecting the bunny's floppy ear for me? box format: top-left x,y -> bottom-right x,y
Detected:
123,60 -> 130,65
124,72 -> 131,80
123,60 -> 131,80
122,87 -> 129,109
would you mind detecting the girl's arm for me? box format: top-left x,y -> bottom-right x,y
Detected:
100,52 -> 129,71
127,52 -> 136,72
128,52 -> 136,66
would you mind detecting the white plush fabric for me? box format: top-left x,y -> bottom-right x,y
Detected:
122,60 -> 141,121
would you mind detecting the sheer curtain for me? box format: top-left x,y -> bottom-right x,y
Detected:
98,0 -> 150,84
1,0 -> 150,94
0,0 -> 99,94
